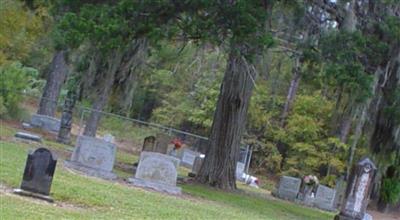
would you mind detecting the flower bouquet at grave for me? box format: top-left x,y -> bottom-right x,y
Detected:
302,175 -> 319,197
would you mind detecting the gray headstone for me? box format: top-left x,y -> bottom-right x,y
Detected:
17,148 -> 57,196
336,157 -> 377,220
236,162 -> 245,180
128,151 -> 181,194
15,132 -> 42,143
180,149 -> 202,169
154,133 -> 171,154
191,156 -> 204,175
142,136 -> 156,152
64,135 -> 117,180
277,176 -> 301,201
315,185 -> 337,211
30,114 -> 61,133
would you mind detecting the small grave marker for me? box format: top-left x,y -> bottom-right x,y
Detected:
13,148 -> 57,202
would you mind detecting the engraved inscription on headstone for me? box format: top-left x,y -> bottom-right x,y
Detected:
64,135 -> 117,179
315,185 -> 337,211
335,157 -> 377,220
14,148 -> 57,202
128,152 -> 181,194
277,176 -> 302,201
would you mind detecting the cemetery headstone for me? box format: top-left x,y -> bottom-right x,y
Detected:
13,148 -> 57,202
57,91 -> 76,144
30,114 -> 61,133
189,155 -> 204,177
103,134 -> 115,143
180,149 -> 202,169
64,135 -> 117,180
276,176 -> 302,201
14,132 -> 42,143
154,133 -> 171,154
236,162 -> 246,180
128,151 -> 181,194
142,136 -> 156,152
335,157 -> 377,220
314,185 -> 337,211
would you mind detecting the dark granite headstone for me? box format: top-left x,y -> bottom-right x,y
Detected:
57,91 -> 76,144
335,157 -> 377,220
142,136 -> 156,152
14,148 -> 57,202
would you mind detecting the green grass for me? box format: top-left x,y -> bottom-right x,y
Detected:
0,124 -> 335,219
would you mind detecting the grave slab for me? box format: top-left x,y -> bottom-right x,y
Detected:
14,132 -> 42,143
30,114 -> 61,133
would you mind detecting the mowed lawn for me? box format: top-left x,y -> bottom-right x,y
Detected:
0,124 -> 334,220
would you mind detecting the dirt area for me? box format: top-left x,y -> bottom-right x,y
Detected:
368,210 -> 400,220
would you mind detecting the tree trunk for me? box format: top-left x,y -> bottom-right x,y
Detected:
37,50 -> 68,117
196,46 -> 257,190
83,51 -> 123,137
280,57 -> 301,127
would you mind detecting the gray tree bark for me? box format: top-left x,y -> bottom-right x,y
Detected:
280,57 -> 301,127
37,50 -> 68,117
83,50 -> 123,137
196,45 -> 257,190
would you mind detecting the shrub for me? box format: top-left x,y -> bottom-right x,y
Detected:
0,62 -> 38,119
380,178 -> 400,204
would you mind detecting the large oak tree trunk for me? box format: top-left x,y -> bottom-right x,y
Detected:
83,51 -> 123,137
196,46 -> 257,190
37,50 -> 68,117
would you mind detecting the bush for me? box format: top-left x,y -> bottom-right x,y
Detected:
0,62 -> 38,119
380,178 -> 400,204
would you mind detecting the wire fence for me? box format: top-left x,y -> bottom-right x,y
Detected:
13,90 -> 210,154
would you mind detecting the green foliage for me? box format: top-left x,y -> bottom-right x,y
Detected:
0,0 -> 49,64
280,94 -> 348,178
317,31 -> 386,102
0,62 -> 39,118
380,178 -> 400,204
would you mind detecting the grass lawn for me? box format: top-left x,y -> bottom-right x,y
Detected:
0,123 -> 335,220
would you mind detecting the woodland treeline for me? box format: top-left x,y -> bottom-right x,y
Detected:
1,0 -> 399,205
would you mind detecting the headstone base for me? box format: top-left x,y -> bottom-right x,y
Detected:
13,188 -> 54,202
128,177 -> 181,195
334,213 -> 373,220
64,161 -> 117,180
30,114 -> 61,134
